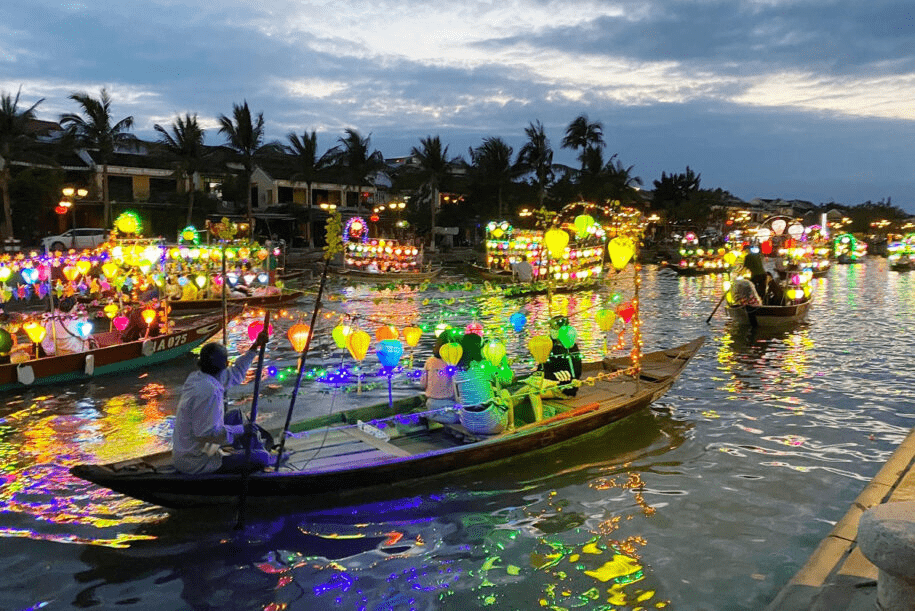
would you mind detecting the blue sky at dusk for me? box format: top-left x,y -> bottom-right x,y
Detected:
2,0 -> 914,211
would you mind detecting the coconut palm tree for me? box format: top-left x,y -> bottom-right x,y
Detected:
330,128 -> 385,211
411,135 -> 460,250
562,114 -> 604,171
218,101 -> 270,226
517,120 -> 554,209
468,136 -> 518,219
154,113 -> 206,226
59,88 -> 136,227
0,88 -> 43,240
285,130 -> 335,246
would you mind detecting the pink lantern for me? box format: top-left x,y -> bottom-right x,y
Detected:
113,316 -> 130,332
247,320 -> 273,341
464,321 -> 484,336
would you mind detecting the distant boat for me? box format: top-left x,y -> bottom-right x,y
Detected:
725,298 -> 811,327
167,290 -> 305,313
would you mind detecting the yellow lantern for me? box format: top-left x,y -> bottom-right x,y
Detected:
103,304 -> 118,319
544,228 -> 569,259
287,323 -> 311,352
528,335 -> 552,365
23,321 -> 47,344
608,236 -> 635,270
346,330 -> 371,361
481,340 -> 506,367
573,214 -> 594,237
102,262 -> 119,278
332,324 -> 352,349
402,326 -> 422,347
76,260 -> 92,276
63,266 -> 79,282
141,308 -> 157,325
595,308 -> 616,331
439,342 -> 463,366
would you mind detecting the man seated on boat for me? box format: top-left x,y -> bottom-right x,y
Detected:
511,257 -> 534,283
40,296 -> 89,356
763,272 -> 785,305
540,316 -> 582,397
172,337 -> 274,474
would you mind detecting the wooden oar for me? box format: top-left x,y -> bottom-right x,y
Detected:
235,309 -> 270,530
705,293 -> 727,324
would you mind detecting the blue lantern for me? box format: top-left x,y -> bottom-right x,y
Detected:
376,339 -> 404,368
509,312 -> 527,333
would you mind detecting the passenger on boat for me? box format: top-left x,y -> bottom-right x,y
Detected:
743,245 -> 768,299
180,280 -> 198,301
172,337 -> 273,474
421,336 -> 457,411
165,277 -> 182,301
730,278 -> 762,306
511,257 -> 534,283
40,296 -> 88,356
119,304 -> 162,342
540,315 -> 582,398
764,272 -> 785,305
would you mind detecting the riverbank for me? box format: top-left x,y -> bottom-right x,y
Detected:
766,426 -> 915,610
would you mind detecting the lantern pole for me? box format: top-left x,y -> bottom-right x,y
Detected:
221,241 -> 228,347
235,309 -> 270,529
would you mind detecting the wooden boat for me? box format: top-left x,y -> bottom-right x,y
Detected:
0,309 -> 237,391
725,298 -> 811,327
69,336 -> 705,510
501,279 -> 601,298
466,262 -> 514,282
332,267 -> 443,284
774,260 -> 831,278
167,290 -> 305,313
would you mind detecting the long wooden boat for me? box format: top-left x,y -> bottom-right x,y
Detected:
70,336 -> 705,510
167,290 -> 305,313
501,279 -> 601,298
725,298 -> 811,327
466,262 -> 514,282
331,267 -> 443,283
0,309 -> 238,392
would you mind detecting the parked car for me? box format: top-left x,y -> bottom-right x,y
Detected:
42,228 -> 109,252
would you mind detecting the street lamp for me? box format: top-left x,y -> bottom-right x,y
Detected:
60,187 -> 89,248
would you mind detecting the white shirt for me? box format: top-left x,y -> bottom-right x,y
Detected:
171,349 -> 257,474
42,314 -> 87,355
512,260 -> 534,283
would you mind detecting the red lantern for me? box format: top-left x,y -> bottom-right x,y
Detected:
616,302 -> 636,323
370,214 -> 380,222
55,205 -> 69,215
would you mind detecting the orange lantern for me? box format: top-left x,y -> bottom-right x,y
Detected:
375,325 -> 398,341
141,308 -> 157,325
287,323 -> 311,353
63,266 -> 79,282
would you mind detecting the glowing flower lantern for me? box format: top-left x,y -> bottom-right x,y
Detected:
246,319 -> 273,342
113,316 -> 130,332
464,321 -> 484,337
23,321 -> 46,344
287,323 -> 311,352
608,237 -> 635,270
75,321 -> 93,340
181,226 -> 198,243
544,228 -> 569,259
332,324 -> 352,349
481,340 -> 506,367
402,326 -> 422,347
595,308 -> 616,331
346,330 -> 371,361
439,342 -> 463,367
375,325 -> 398,341
102,262 -> 119,279
509,312 -> 527,333
115,211 -> 141,235
527,335 -> 552,366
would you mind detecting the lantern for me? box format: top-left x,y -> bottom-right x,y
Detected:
402,326 -> 422,347
608,237 -> 635,270
481,340 -> 506,367
544,228 -> 569,259
509,312 -> 527,333
439,342 -> 463,366
141,308 -> 157,325
434,322 -> 450,337
595,308 -> 616,331
101,262 -> 119,279
573,214 -> 595,237
771,218 -> 787,236
115,211 -> 141,235
76,260 -> 92,276
464,321 -> 484,337
376,339 -> 403,368
246,320 -> 273,342
23,321 -> 46,344
332,324 -> 352,349
21,268 -> 38,284
527,335 -> 552,365
617,302 -> 636,323
113,316 -> 130,332
557,325 -> 577,349
375,325 -> 398,341
75,321 -> 93,339
287,323 -> 311,352
195,275 -> 207,289
0,328 -> 13,355
346,330 -> 371,361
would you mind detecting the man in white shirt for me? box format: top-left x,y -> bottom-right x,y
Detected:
172,335 -> 273,474
42,296 -> 88,356
511,257 -> 534,283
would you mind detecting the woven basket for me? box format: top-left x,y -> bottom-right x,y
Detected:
459,402 -> 508,435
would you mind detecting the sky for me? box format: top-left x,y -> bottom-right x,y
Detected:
2,0 -> 914,212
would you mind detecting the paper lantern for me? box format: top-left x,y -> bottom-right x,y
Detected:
346,330 -> 371,361
376,339 -> 403,368
439,342 -> 463,366
434,322 -> 450,337
616,302 -> 636,323
573,214 -> 595,237
544,228 -> 569,259
0,267 -> 10,281
181,226 -> 197,242
113,316 -> 129,332
101,262 -> 119,279
246,320 -> 273,342
0,329 -> 13,355
75,321 -> 93,339
528,335 -> 552,365
115,211 -> 141,235
194,275 -> 207,289
375,325 -> 398,341
464,321 -> 484,337
402,326 -> 422,347
481,340 -> 506,367
788,223 -> 804,239
608,237 -> 635,270
509,312 -> 527,333
287,323 -> 311,352
63,266 -> 79,282
141,308 -> 157,325
557,325 -> 577,349
257,272 -> 269,284
23,321 -> 46,344
771,218 -> 787,236
332,324 -> 352,349
595,308 -> 616,331
21,268 -> 38,284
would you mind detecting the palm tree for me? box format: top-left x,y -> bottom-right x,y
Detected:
562,114 -> 604,171
411,135 -> 460,250
218,101 -> 268,226
0,88 -> 43,240
468,136 -> 518,219
285,130 -> 334,246
517,120 -> 554,209
154,113 -> 206,226
59,88 -> 136,227
330,128 -> 385,211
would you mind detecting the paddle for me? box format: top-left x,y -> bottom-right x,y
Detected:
706,264 -> 743,324
235,309 -> 271,530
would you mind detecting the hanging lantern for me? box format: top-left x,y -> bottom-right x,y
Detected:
103,304 -> 118,319
101,262 -> 119,279
788,223 -> 805,239
75,321 -> 93,339
557,325 -> 577,349
608,237 -> 635,270
544,228 -> 569,259
376,339 -> 403,368
375,325 -> 398,341
246,319 -> 273,342
21,268 -> 38,284
464,321 -> 484,337
332,324 -> 352,349
141,308 -> 157,325
573,214 -> 595,238
113,316 -> 130,332
481,340 -> 506,367
114,211 -> 141,235
528,335 -> 552,365
0,328 -> 13,355
439,342 -> 463,366
617,302 -> 636,323
402,326 -> 422,347
346,330 -> 371,361
434,322 -> 450,337
194,275 -> 207,289
287,323 -> 311,352
771,218 -> 787,236
76,260 -> 92,276
509,312 -> 527,333
23,321 -> 46,344
595,308 -> 616,331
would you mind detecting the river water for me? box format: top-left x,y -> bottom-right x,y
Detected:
1,258 -> 913,611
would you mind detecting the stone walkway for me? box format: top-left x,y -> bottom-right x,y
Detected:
766,428 -> 915,610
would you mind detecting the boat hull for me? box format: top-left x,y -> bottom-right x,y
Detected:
725,299 -> 811,327
167,291 -> 304,313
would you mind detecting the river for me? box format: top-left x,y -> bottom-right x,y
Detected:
1,258 -> 913,610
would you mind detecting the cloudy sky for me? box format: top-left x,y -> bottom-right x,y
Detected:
2,0 -> 914,211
